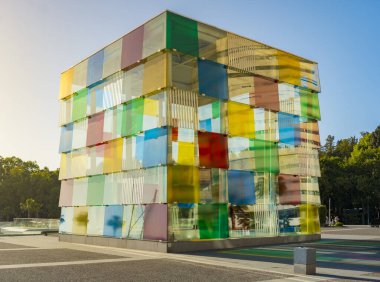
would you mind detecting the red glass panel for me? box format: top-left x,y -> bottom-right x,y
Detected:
198,131 -> 228,169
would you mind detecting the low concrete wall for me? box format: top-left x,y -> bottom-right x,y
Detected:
59,233 -> 321,253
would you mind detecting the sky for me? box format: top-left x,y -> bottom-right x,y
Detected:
0,0 -> 379,169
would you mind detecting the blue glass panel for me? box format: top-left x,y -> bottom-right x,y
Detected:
278,112 -> 300,145
228,170 -> 255,205
87,50 -> 104,86
142,127 -> 167,167
199,119 -> 212,132
59,123 -> 73,153
198,60 -> 228,100
103,205 -> 123,238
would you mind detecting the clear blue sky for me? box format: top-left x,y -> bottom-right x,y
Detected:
0,0 -> 379,169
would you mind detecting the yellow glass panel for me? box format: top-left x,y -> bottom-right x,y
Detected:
73,206 -> 88,235
167,165 -> 200,203
278,50 -> 301,86
142,54 -> 167,95
227,102 -> 255,138
299,204 -> 320,234
144,97 -> 159,116
104,139 -> 123,173
177,142 -> 195,165
59,68 -> 74,99
71,149 -> 87,178
59,153 -> 71,180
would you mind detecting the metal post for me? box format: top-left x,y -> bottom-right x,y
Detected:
328,198 -> 331,226
294,247 -> 316,275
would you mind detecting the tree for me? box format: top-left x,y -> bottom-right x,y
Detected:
20,198 -> 42,218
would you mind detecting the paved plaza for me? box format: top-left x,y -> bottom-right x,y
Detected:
0,226 -> 379,281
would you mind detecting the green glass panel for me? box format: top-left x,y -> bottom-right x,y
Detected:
166,12 -> 199,57
72,88 -> 88,121
124,98 -> 144,136
212,100 -> 220,119
300,89 -> 321,120
198,203 -> 228,239
249,139 -> 279,173
87,175 -> 105,205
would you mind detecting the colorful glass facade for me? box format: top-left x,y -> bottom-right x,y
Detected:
58,11 -> 321,242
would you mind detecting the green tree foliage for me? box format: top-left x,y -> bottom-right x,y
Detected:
319,125 -> 380,224
20,198 -> 43,218
0,157 -> 60,221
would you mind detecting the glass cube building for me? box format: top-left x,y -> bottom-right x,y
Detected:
58,11 -> 321,247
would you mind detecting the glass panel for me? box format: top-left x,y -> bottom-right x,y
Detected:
252,204 -> 279,236
103,72 -> 125,109
125,98 -> 144,136
167,89 -> 198,130
229,205 -> 256,238
227,69 -> 253,105
249,139 -> 279,173
254,172 -> 277,205
279,83 -> 301,116
300,176 -> 320,205
125,204 -> 145,239
143,92 -> 167,131
228,137 -> 254,170
72,178 -> 88,206
278,112 -> 300,146
198,203 -> 228,239
87,144 -> 104,176
252,76 -> 279,112
72,88 -> 88,121
104,205 -> 124,237
142,127 -> 167,167
300,89 -> 320,120
102,39 -> 122,79
59,179 -> 73,207
199,168 -> 227,203
198,22 -> 227,63
87,206 -> 105,236
103,105 -> 124,142
198,131 -> 228,169
59,68 -> 73,99
278,206 -> 300,234
142,53 -> 167,95
122,136 -> 144,171
198,59 -> 228,100
123,65 -> 143,102
87,50 -> 104,86
170,128 -> 196,166
143,204 -> 167,240
59,97 -> 72,125
299,119 -> 320,148
299,204 -> 320,234
278,174 -> 301,205
87,112 -> 104,146
167,165 -> 200,203
59,123 -> 73,153
254,108 -> 278,142
142,13 -> 166,58
171,53 -> 198,92
59,207 -> 73,234
103,139 -> 123,174
72,60 -> 88,93
103,173 -> 123,205
142,166 -> 167,204
278,50 -> 301,87
166,11 -> 198,57
72,119 -> 87,150
59,153 -> 72,180
121,170 -> 144,204
227,102 -> 255,138
88,82 -> 105,115
87,175 -> 105,205
227,170 -> 255,205
71,148 -> 87,178
121,25 -> 144,69
168,203 -> 199,240
198,97 -> 226,134
73,206 -> 88,235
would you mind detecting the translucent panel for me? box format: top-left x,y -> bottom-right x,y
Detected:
122,136 -> 144,171
123,65 -> 143,102
299,204 -> 320,234
87,175 -> 105,205
59,179 -> 73,207
254,172 -> 277,205
227,69 -> 253,105
59,123 -> 73,153
299,119 -> 320,148
143,92 -> 167,131
143,204 -> 167,240
198,22 -> 227,64
87,144 -> 104,176
229,205 -> 256,238
198,96 -> 226,134
72,60 -> 88,93
254,108 -> 278,142
72,119 -> 87,150
278,206 -> 300,234
300,89 -> 321,120
122,25 -> 144,69
278,83 -> 301,116
103,139 -> 123,174
87,50 -> 104,86
142,13 -> 166,58
103,105 -> 124,142
168,203 -> 199,240
167,89 -> 198,130
59,68 -> 73,100
72,178 -> 88,206
300,177 -> 320,205
102,39 -> 122,79
102,72 -> 125,109
142,53 -> 167,95
125,98 -> 144,136
227,102 -> 255,138
104,205 -> 124,238
166,11 -> 198,57
171,53 -> 198,92
252,204 -> 279,236
278,174 -> 301,205
121,170 -> 144,204
199,168 -> 227,203
252,76 -> 279,112
59,153 -> 72,180
249,139 -> 279,173
228,137 -> 254,170
72,88 -> 88,121
103,173 -> 123,205
88,82 -> 105,115
59,207 -> 73,234
125,204 -> 145,239
142,166 -> 167,203
87,206 -> 105,236
142,127 -> 167,167
170,128 -> 196,166
227,170 -> 255,205
59,97 -> 73,125
198,131 -> 228,169
73,206 -> 88,235
71,149 -> 87,178
167,165 -> 200,203
277,50 -> 301,87
86,112 -> 104,147
300,61 -> 320,92
278,112 -> 300,146
198,203 -> 228,239
198,59 -> 228,100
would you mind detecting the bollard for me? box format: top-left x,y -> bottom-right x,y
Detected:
294,247 -> 316,275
